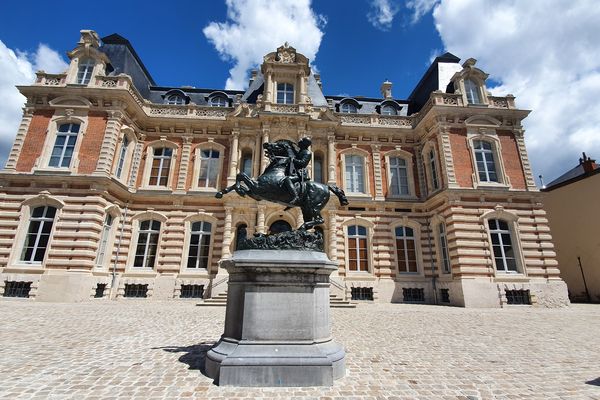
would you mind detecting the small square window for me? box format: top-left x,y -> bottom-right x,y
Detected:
95,283 -> 107,298
124,284 -> 148,298
403,288 -> 424,302
351,287 -> 373,300
180,284 -> 204,298
3,281 -> 32,298
505,289 -> 530,305
440,288 -> 450,303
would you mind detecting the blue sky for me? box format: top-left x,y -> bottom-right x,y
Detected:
1,0 -> 600,183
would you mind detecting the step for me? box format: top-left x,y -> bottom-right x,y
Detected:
198,292 -> 357,308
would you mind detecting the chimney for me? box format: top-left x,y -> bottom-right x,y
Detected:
249,69 -> 258,86
314,74 -> 322,90
380,79 -> 392,99
579,152 -> 598,173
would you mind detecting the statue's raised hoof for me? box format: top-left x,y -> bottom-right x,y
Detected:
215,192 -> 223,199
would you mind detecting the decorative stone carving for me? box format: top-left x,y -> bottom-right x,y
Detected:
276,42 -> 296,63
238,230 -> 324,252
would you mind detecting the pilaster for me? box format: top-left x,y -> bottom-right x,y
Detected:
256,204 -> 266,234
260,125 -> 270,173
514,129 -> 538,191
176,136 -> 193,191
222,206 -> 233,259
128,134 -> 146,188
4,107 -> 34,171
228,130 -> 240,185
438,127 -> 459,189
371,144 -> 385,201
93,110 -> 123,176
328,209 -> 338,262
327,133 -> 336,185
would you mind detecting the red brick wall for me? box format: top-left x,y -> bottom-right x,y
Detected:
498,130 -> 526,190
15,110 -> 54,172
449,128 -> 474,188
77,112 -> 107,174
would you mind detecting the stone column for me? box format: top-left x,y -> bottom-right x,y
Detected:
227,130 -> 240,186
438,127 -> 459,188
514,128 -> 538,191
260,125 -> 270,173
94,110 -> 123,176
327,133 -> 336,185
176,136 -> 193,191
4,107 -> 34,171
128,134 -> 146,188
221,206 -> 233,259
371,144 -> 385,201
256,204 -> 266,234
328,210 -> 338,262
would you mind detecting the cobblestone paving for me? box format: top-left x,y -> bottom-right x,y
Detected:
0,300 -> 599,400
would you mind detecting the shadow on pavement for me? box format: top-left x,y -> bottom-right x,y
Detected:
585,377 -> 600,386
154,342 -> 216,372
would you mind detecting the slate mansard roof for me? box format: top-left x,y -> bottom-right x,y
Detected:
99,33 -> 462,115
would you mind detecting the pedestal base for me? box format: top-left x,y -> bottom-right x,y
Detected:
205,250 -> 346,386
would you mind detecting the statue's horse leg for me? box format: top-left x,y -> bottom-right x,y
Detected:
216,173 -> 253,199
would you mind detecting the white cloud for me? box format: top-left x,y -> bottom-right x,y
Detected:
411,0 -> 600,183
0,42 -> 68,168
203,0 -> 326,90
367,0 -> 400,30
405,0 -> 438,23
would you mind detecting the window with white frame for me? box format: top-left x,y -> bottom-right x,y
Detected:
395,226 -> 418,273
49,123 -> 80,168
277,83 -> 294,104
209,95 -> 228,107
389,156 -> 409,196
77,58 -> 95,85
115,136 -> 130,179
428,149 -> 440,190
187,221 -> 212,269
133,220 -> 160,268
438,223 -> 451,274
345,154 -> 365,193
340,102 -> 357,113
473,140 -> 498,182
198,149 -> 220,188
166,94 -> 185,105
464,79 -> 482,104
347,225 -> 368,272
488,219 -> 518,273
313,153 -> 324,183
241,150 -> 253,176
96,214 -> 114,267
20,206 -> 57,264
381,104 -> 397,115
149,147 -> 173,187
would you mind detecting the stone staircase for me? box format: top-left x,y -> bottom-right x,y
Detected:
198,291 -> 356,308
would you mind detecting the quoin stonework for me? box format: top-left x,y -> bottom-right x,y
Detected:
0,30 -> 569,307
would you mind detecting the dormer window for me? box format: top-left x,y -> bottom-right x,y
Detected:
209,95 -> 228,107
464,79 -> 482,104
166,94 -> 185,105
381,104 -> 397,116
77,58 -> 95,85
277,83 -> 294,104
340,102 -> 357,113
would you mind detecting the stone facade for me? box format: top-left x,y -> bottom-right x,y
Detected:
0,30 -> 569,307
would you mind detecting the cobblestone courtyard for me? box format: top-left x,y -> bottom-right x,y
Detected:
0,301 -> 599,400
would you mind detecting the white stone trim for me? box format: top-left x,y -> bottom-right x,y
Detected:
339,146 -> 371,198
124,211 -> 168,273
383,147 -> 417,200
466,128 -> 511,189
179,213 -> 219,275
421,140 -> 441,195
140,139 -> 179,190
390,218 -> 425,278
94,205 -> 122,270
430,214 -> 452,276
111,125 -> 137,184
190,139 -> 226,192
341,217 -> 375,277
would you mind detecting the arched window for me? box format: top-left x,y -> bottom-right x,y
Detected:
438,223 -> 451,274
133,220 -> 160,268
381,104 -> 397,115
187,221 -> 212,269
77,58 -> 95,85
241,150 -> 253,176
347,225 -> 368,272
340,102 -> 357,113
21,206 -> 57,263
235,224 -> 248,250
389,157 -> 409,196
166,94 -> 185,105
345,154 -> 365,193
464,79 -> 481,104
488,219 -> 517,273
313,153 -> 324,183
96,214 -> 114,267
198,149 -> 220,188
428,149 -> 440,190
149,147 -> 173,187
49,123 -> 80,168
395,226 -> 417,273
277,83 -> 294,104
209,95 -> 228,107
269,220 -> 292,234
115,136 -> 130,179
473,140 -> 498,182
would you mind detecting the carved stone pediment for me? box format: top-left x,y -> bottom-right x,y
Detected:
276,42 -> 296,63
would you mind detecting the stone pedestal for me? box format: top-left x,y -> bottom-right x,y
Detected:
205,250 -> 345,386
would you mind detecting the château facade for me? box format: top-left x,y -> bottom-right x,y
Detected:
0,30 -> 569,307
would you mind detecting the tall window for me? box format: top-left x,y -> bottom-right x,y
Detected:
209,96 -> 228,107
77,58 -> 95,85
96,214 -> 114,267
395,226 -> 417,273
187,221 -> 212,269
235,224 -> 248,250
134,220 -> 160,268
115,136 -> 130,178
198,149 -> 220,188
241,151 -> 253,176
49,123 -> 79,168
149,147 -> 172,187
348,225 -> 368,272
340,102 -> 357,113
488,219 -> 518,273
313,153 -> 324,183
464,79 -> 481,104
438,223 -> 451,274
345,154 -> 365,193
389,157 -> 409,196
428,149 -> 440,190
277,83 -> 294,104
474,140 -> 498,182
166,94 -> 185,105
381,105 -> 397,115
21,206 -> 56,263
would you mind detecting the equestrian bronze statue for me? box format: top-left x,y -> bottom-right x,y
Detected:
215,138 -> 348,230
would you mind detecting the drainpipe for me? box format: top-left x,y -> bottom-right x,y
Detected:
577,256 -> 591,303
110,201 -> 129,298
426,217 -> 438,305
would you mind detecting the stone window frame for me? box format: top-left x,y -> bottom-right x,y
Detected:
339,147 -> 371,198
207,92 -> 230,107
191,140 -> 226,192
342,217 -> 375,277
140,139 -> 179,190
66,56 -> 106,86
430,215 -> 452,276
465,121 -> 511,189
390,218 -> 425,278
383,148 -> 417,200
421,140 -> 442,194
451,58 -> 490,107
8,193 -> 65,271
337,98 -> 361,114
125,211 -> 168,274
239,147 -> 254,176
275,81 -> 295,104
112,126 -> 137,183
179,213 -> 219,276
162,89 -> 190,105
480,206 -> 527,277
94,205 -> 122,270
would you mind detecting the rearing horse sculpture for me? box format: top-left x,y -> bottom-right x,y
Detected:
216,139 -> 348,230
